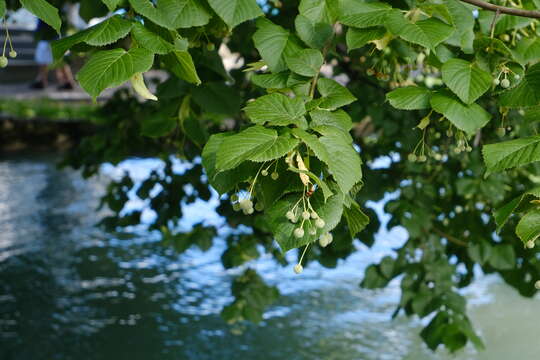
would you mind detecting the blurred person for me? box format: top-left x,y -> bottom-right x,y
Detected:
31,18 -> 75,90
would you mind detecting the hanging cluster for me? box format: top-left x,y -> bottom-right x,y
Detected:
0,17 -> 17,68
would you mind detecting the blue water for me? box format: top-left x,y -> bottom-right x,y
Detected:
1,155 -> 539,360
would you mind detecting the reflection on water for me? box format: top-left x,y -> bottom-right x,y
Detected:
1,154 -> 539,360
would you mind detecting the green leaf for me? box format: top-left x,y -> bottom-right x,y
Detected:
161,50 -> 201,85
386,86 -> 431,110
441,59 -> 492,104
298,0 -> 337,24
128,0 -> 211,30
0,0 -> 5,18
483,135 -> 540,174
251,72 -> 289,89
285,48 -> 324,77
216,126 -> 278,172
385,11 -> 454,51
202,133 -> 257,194
21,0 -> 61,34
488,244 -> 515,270
319,128 -> 362,194
446,0 -> 474,54
467,240 -> 491,265
317,78 -> 356,110
207,0 -> 263,29
253,18 -> 302,73
291,128 -> 330,164
295,14 -> 333,49
265,185 -> 344,252
512,37 -> 540,65
499,63 -> 540,107
77,47 -> 154,99
338,2 -> 392,29
309,109 -> 352,132
141,115 -> 177,137
52,16 -> 133,59
244,93 -> 307,127
516,209 -> 540,244
131,22 -> 175,54
344,200 -> 369,238
430,91 -> 491,136
101,0 -> 122,11
493,187 -> 540,232
249,133 -> 299,162
192,82 -> 241,115
346,27 -> 386,51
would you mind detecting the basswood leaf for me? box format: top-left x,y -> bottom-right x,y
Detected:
251,72 -> 289,89
386,86 -> 431,110
285,48 -> 324,77
131,22 -> 174,54
21,0 -> 61,34
128,0 -> 211,30
295,14 -> 333,49
77,47 -> 154,99
343,200 -> 370,238
192,82 -> 241,115
161,50 -> 201,85
346,27 -> 386,51
244,93 -> 307,128
430,90 -> 491,135
338,1 -> 392,29
101,0 -> 122,11
202,133 -> 257,194
516,209 -> 540,244
499,63 -> 540,107
446,0 -> 474,54
493,187 -> 540,232
298,0 -> 337,24
215,126 -> 278,172
265,184 -> 344,252
207,0 -> 263,29
483,135 -> 540,174
52,16 -> 133,59
249,133 -> 299,162
441,59 -> 491,104
309,109 -> 352,132
385,10 -> 454,51
488,244 -> 515,270
291,128 -> 330,164
317,78 -> 357,110
512,38 -> 540,65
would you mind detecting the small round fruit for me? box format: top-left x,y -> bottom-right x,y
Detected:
493,78 -> 500,86
501,34 -> 510,42
535,280 -> 540,290
302,211 -> 310,220
286,210 -> 295,219
526,240 -> 535,249
418,155 -> 427,162
261,169 -> 268,176
294,264 -> 303,274
9,50 -> 17,58
407,154 -> 417,162
315,218 -> 325,229
232,203 -> 241,211
246,208 -> 254,215
310,211 -> 318,219
496,127 -> 506,137
446,129 -> 453,137
231,194 -> 239,202
255,202 -> 264,211
239,199 -> 253,210
293,227 -> 305,238
500,78 -> 511,88
455,205 -> 463,214
309,228 -> 317,235
466,146 -> 472,152
514,74 -> 521,80
271,172 -> 279,180
206,42 -> 215,51
0,56 -> 8,68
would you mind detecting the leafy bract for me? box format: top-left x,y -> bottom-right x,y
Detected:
244,93 -> 307,128
430,91 -> 491,135
386,86 -> 431,110
441,59 -> 491,104
207,0 -> 263,29
77,48 -> 154,99
21,0 -> 61,34
483,135 -> 540,174
128,0 -> 211,30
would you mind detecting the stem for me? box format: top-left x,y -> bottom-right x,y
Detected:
490,9 -> 501,38
298,243 -> 310,264
458,0 -> 540,19
432,228 -> 468,247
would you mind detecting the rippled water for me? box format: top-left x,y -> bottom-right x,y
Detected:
1,154 -> 540,360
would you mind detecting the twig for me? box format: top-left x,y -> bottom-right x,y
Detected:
458,0 -> 540,19
433,227 -> 468,247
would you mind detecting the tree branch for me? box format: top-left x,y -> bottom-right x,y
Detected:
459,0 -> 540,19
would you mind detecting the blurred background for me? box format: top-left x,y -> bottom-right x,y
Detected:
1,5 -> 540,360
